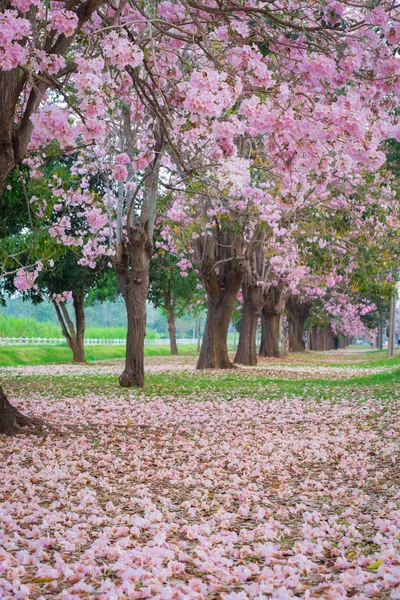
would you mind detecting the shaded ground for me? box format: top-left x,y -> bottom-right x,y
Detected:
1,350 -> 399,599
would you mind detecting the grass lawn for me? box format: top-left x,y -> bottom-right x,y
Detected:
1,349 -> 399,599
0,343 -> 200,367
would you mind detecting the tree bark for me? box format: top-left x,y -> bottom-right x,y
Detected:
286,296 -> 311,352
308,325 -> 334,350
259,311 -> 281,357
259,285 -> 285,358
234,286 -> 263,366
167,309 -> 179,355
234,240 -> 270,366
279,313 -> 289,357
0,384 -> 43,436
195,231 -> 245,370
72,290 -> 86,362
198,291 -> 240,369
116,230 -> 151,388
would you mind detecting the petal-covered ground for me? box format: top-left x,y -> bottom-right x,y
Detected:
1,353 -> 394,380
1,353 -> 400,599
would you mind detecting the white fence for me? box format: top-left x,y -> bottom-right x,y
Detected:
0,337 -> 196,346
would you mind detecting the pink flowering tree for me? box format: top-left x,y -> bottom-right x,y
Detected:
1,0 -> 400,432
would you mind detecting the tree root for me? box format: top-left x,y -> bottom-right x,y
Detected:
0,384 -> 51,436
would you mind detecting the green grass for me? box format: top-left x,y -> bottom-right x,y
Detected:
2,353 -> 399,405
1,342 -> 399,409
0,314 -> 61,338
0,344 -> 199,367
281,348 -> 400,369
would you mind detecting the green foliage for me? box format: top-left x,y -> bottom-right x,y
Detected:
386,138 -> 400,178
32,250 -> 112,302
149,241 -> 200,319
86,270 -> 120,305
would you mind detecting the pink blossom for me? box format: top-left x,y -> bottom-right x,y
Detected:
51,10 -> 78,37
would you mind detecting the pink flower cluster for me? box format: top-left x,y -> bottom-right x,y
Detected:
52,291 -> 73,304
13,268 -> 38,292
51,10 -> 78,38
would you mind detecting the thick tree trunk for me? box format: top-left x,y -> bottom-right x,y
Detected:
259,285 -> 285,358
234,239 -> 271,366
116,233 -> 151,388
197,293 -> 239,369
286,296 -> 311,352
259,311 -> 281,357
195,230 -> 245,370
70,340 -> 86,363
0,384 -> 43,436
234,285 -> 263,366
167,310 -> 179,355
234,303 -> 259,365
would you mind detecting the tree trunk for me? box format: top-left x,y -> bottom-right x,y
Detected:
259,285 -> 284,358
195,230 -> 245,370
377,323 -> 383,350
197,293 -> 239,369
388,294 -> 396,358
280,313 -> 289,357
234,285 -> 263,366
309,325 -> 334,351
286,296 -> 311,352
0,384 -> 43,436
167,309 -> 179,355
53,290 -> 86,363
72,290 -> 86,362
116,232 -> 151,388
259,311 -> 281,357
234,238 -> 271,366
115,121 -> 163,388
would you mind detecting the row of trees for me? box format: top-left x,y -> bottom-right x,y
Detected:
0,0 -> 399,434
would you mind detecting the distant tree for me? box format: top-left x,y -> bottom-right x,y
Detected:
148,252 -> 199,355
30,251 -> 112,363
